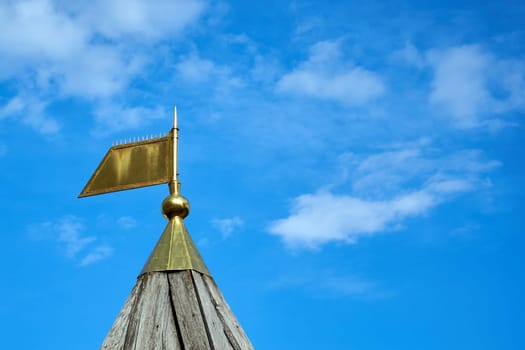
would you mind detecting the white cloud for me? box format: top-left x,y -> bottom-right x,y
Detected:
73,0 -> 206,40
320,275 -> 378,296
212,217 -> 243,238
0,96 -> 24,118
0,0 -> 131,99
197,237 -> 209,247
391,43 -> 426,68
29,215 -> 95,258
268,145 -> 499,249
392,43 -> 525,128
0,95 -> 60,135
268,270 -> 392,299
29,215 -> 113,265
0,0 -> 205,64
56,45 -> 144,98
0,0 -> 88,61
276,40 -> 385,105
176,54 -> 221,82
345,148 -> 499,197
117,216 -> 137,229
251,54 -> 282,84
79,245 -> 114,267
427,45 -> 525,128
0,0 -> 206,133
450,223 -> 480,238
92,103 -> 166,135
55,217 -> 95,258
428,45 -> 491,125
269,190 -> 435,248
175,52 -> 242,88
292,17 -> 323,38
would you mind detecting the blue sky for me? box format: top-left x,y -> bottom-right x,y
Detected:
0,0 -> 524,348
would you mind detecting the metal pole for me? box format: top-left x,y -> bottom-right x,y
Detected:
170,106 -> 180,194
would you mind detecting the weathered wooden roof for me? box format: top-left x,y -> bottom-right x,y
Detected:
97,178 -> 254,349
101,270 -> 254,349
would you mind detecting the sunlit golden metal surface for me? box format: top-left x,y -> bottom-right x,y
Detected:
78,137 -> 172,197
162,193 -> 190,219
140,216 -> 210,276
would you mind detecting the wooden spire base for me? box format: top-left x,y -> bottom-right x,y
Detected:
101,270 -> 254,350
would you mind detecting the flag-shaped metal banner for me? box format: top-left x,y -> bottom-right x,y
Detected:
78,136 -> 172,198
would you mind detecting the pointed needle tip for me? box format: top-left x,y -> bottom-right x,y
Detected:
173,106 -> 178,129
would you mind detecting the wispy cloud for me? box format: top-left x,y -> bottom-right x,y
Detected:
97,214 -> 139,230
276,40 -> 385,105
390,42 -> 426,69
73,0 -> 206,40
343,147 -> 500,197
212,217 -> 244,238
395,43 -> 525,129
116,216 -> 137,229
292,16 -> 323,39
175,51 -> 244,91
92,103 -> 166,135
29,215 -> 113,266
449,223 -> 480,238
268,144 -> 499,249
0,0 -> 87,63
79,245 -> 114,267
176,53 -> 224,82
428,45 -> 493,127
0,95 -> 60,135
268,270 -> 393,299
29,215 -> 94,258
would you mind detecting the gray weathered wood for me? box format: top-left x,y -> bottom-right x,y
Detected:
101,277 -> 143,349
101,273 -> 181,350
191,271 -> 234,350
100,271 -> 253,349
168,270 -> 212,349
125,273 -> 181,349
202,274 -> 254,350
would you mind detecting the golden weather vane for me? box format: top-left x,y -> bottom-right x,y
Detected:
79,107 -> 210,276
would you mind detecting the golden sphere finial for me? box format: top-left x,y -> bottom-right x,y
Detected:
161,193 -> 190,220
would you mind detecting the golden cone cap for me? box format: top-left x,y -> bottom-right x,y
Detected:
140,215 -> 210,276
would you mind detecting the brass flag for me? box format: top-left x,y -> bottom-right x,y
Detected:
79,136 -> 173,198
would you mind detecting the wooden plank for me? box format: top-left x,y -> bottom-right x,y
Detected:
191,271 -> 234,350
168,271 -> 212,349
128,273 -> 181,349
101,273 -> 182,349
202,275 -> 254,350
101,271 -> 253,350
101,278 -> 143,349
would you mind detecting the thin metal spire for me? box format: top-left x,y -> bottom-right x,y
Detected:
173,107 -> 179,185
169,106 -> 180,195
